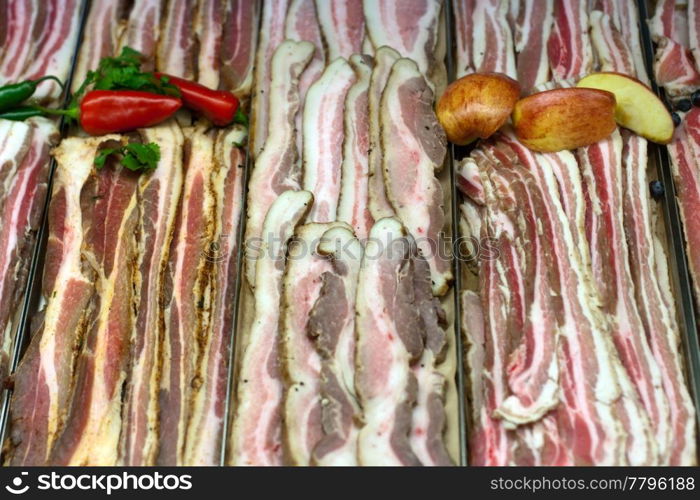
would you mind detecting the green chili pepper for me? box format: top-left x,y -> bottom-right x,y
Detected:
0,76 -> 65,112
0,106 -> 47,121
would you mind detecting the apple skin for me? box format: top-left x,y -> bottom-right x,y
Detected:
576,72 -> 674,144
512,88 -> 617,152
436,72 -> 521,145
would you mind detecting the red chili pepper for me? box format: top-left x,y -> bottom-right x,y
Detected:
79,90 -> 182,135
155,73 -> 239,126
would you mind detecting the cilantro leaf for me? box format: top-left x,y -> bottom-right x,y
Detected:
94,147 -> 120,168
94,142 -> 161,172
233,108 -> 248,126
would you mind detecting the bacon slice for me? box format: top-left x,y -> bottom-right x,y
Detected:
157,0 -> 197,79
0,0 -> 43,83
117,0 -> 162,70
8,136 -> 119,466
308,226 -> 363,466
158,127 -> 217,466
651,0 -> 677,41
380,58 -> 451,296
363,0 -> 442,80
194,0 -> 226,89
337,55 -> 373,241
302,58 -> 356,223
621,132 -> 697,466
244,40 -> 314,287
512,0 -> 553,93
315,0 -> 365,60
453,0 -> 475,77
229,190 -> 313,466
71,0 -> 126,93
367,46 -> 400,221
184,127 -> 246,465
547,0 -> 593,81
690,0 -> 700,74
251,0 -> 290,158
220,0 -> 260,95
120,122 -> 184,466
355,218 -> 422,466
455,156 -> 485,205
589,10 -> 635,77
471,0 -> 517,78
654,37 -> 700,98
596,0 -> 649,83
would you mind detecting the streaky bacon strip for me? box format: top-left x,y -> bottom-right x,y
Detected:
689,0 -> 700,74
220,0 -> 260,96
315,0 -> 365,60
512,0 -> 553,93
157,0 -> 197,79
8,136 -> 119,466
337,55 -> 374,241
589,10 -> 635,77
229,190 -> 313,466
596,0 -> 649,83
244,40 -> 314,287
654,37 -> 700,98
621,131 -> 697,465
120,122 -> 184,466
0,0 -> 42,82
650,0 -> 677,41
547,0 -> 593,81
302,58 -> 356,223
117,0 -> 162,71
453,0 -> 475,77
471,0 -> 516,79
194,0 -> 225,89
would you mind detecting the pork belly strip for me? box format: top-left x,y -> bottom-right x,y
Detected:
0,119 -> 55,382
229,190 -> 313,466
120,122 -> 184,466
251,0 -> 290,158
281,222 -> 346,466
547,0 -> 593,81
157,0 -> 197,79
363,0 -> 441,83
0,0 -> 43,83
302,58 -> 356,223
244,40 -> 314,287
355,217 -> 422,466
367,46 -> 400,222
453,0 -> 475,77
471,0 -> 516,78
159,127 -> 218,466
285,0 -> 326,173
220,0 -> 260,96
589,10 -> 635,77
621,132 -> 697,466
691,0 -> 700,74
578,132 -> 670,463
71,0 -> 126,93
8,136 -> 119,466
309,226 -> 362,466
195,0 -> 226,89
184,127 -> 246,465
337,55 -> 373,241
380,58 -> 451,296
315,0 -> 365,60
512,0 -> 553,94
117,0 -> 163,71
654,37 -> 700,98
651,0 -> 678,41
50,153 -> 140,466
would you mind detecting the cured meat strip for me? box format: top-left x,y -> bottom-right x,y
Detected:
380,58 -> 451,296
471,0 -> 516,78
654,37 -> 700,98
455,156 -> 485,205
596,0 -> 649,84
0,119 -> 55,381
547,0 -> 593,81
651,0 -> 677,41
230,190 -> 313,466
157,0 -> 197,79
71,0 -> 126,93
691,0 -> 700,73
302,58 -> 356,223
355,218 -> 422,466
251,0 -> 290,158
589,10 -> 635,77
120,122 -> 184,466
337,55 -> 373,241
159,127 -> 217,466
363,0 -> 442,79
308,226 -> 363,466
117,0 -> 163,70
512,0 -> 553,93
0,0 -> 42,83
578,132 -> 669,463
367,46 -> 400,221
453,0 -> 475,77
220,0 -> 260,96
184,127 -> 246,465
50,150 -> 140,466
195,0 -> 226,89
461,290 -> 485,434
281,222 -> 344,465
8,136 -> 119,466
315,0 -> 365,60
244,40 -> 314,287
621,132 -> 696,465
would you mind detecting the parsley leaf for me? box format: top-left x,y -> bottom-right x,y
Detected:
233,108 -> 248,126
94,142 -> 161,172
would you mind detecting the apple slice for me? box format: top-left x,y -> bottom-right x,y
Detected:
436,72 -> 520,145
512,88 -> 617,152
576,72 -> 674,144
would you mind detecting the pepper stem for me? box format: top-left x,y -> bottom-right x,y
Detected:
32,75 -> 65,91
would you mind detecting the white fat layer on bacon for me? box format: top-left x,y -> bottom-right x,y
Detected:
471,0 -> 517,79
315,0 -> 365,60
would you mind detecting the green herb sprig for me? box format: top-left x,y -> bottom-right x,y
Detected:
95,142 -> 161,172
